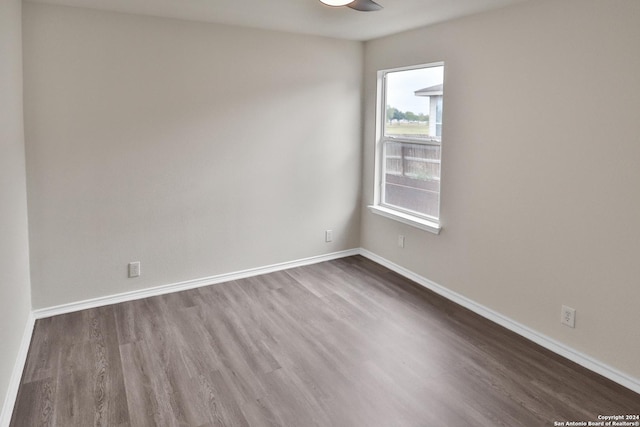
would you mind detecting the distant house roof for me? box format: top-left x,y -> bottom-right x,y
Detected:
414,84 -> 443,97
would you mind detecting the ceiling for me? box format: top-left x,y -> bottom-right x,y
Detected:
25,0 -> 529,41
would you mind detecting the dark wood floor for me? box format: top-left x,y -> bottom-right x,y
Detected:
11,256 -> 639,426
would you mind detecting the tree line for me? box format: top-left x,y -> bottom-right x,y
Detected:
386,106 -> 428,123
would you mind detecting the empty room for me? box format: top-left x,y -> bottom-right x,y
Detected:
1,0 -> 639,425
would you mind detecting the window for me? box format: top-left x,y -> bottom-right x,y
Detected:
370,62 -> 444,234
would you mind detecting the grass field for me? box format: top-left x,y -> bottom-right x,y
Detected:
386,122 -> 429,136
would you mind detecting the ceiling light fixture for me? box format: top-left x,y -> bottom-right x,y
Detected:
319,0 -> 383,12
319,0 -> 352,5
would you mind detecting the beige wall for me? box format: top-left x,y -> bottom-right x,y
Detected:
23,4 -> 363,308
362,0 -> 640,379
0,0 -> 32,415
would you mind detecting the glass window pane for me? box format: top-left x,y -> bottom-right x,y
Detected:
383,141 -> 440,219
384,66 -> 444,140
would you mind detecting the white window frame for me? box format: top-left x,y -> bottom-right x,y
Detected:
368,62 -> 444,235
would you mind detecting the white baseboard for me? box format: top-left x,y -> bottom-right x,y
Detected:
33,248 -> 360,319
0,312 -> 35,427
358,248 -> 640,395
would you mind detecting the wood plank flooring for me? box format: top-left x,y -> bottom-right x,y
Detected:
10,256 -> 640,426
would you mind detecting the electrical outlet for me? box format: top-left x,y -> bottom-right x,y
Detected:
561,305 -> 575,328
128,261 -> 141,278
325,230 -> 333,243
397,235 -> 405,248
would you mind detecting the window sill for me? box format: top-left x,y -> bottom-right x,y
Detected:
368,205 -> 442,235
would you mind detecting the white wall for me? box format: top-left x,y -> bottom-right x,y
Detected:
362,0 -> 640,379
0,0 -> 32,417
23,4 -> 363,308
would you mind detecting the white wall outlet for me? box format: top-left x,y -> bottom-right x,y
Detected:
128,261 -> 141,278
398,235 -> 405,248
325,230 -> 333,242
561,305 -> 576,328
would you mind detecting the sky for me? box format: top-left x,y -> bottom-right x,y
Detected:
386,65 -> 444,115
